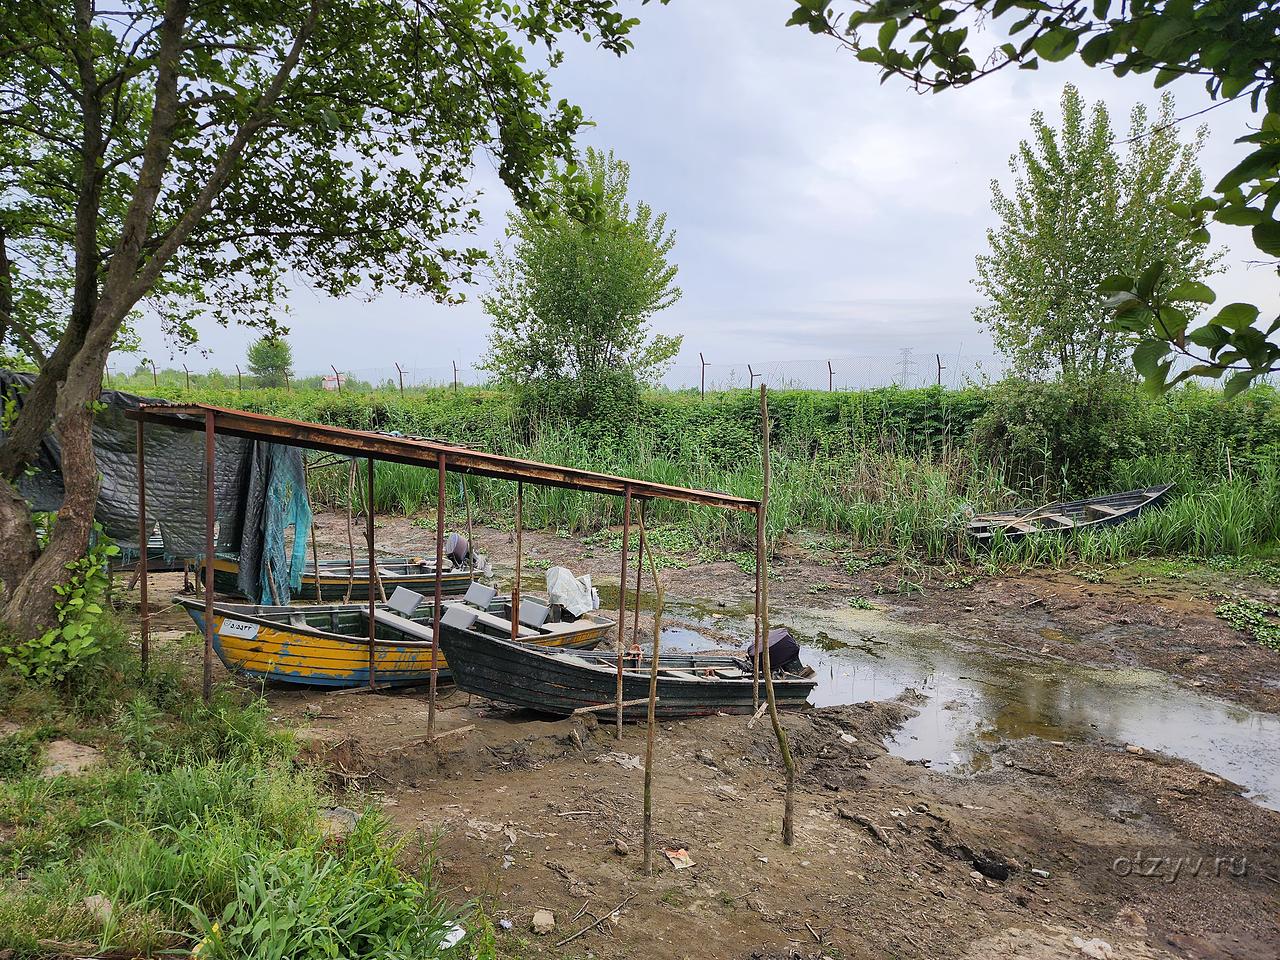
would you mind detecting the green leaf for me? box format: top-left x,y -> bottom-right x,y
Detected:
1223,371 -> 1255,399
1166,281 -> 1216,304
1032,28 -> 1078,63
1187,324 -> 1230,350
1252,219 -> 1280,257
1214,146 -> 1280,193
1213,303 -> 1261,330
1135,261 -> 1167,300
1215,206 -> 1265,227
1132,339 -> 1171,380
1097,274 -> 1135,294
878,20 -> 898,51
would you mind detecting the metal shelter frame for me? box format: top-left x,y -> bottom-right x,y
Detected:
127,403 -> 765,736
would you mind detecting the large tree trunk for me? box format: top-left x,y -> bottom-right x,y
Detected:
0,386 -> 102,637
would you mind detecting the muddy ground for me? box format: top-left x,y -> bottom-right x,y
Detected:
131,512 -> 1280,960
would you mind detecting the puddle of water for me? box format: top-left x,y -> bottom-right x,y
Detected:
657,604 -> 1280,811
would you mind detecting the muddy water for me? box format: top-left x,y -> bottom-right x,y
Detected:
657,602 -> 1280,810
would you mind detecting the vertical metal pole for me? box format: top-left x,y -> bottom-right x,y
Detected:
395,362 -> 404,397
136,416 -> 150,674
428,453 -> 445,737
758,384 -> 796,846
511,481 -> 523,642
752,502 -> 761,710
331,364 -> 342,393
236,365 -> 243,392
699,352 -> 705,398
615,486 -> 632,740
828,360 -> 833,392
150,361 -> 157,388
453,361 -> 458,394
183,366 -> 190,392
936,353 -> 944,386
640,508 -> 664,877
203,410 -> 215,703
632,500 -> 645,640
367,458 -> 377,690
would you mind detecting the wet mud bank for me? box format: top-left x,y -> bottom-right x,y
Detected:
138,512 -> 1280,958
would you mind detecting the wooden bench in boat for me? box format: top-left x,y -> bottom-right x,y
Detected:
472,609 -> 538,639
1085,504 -> 1124,518
1033,512 -> 1074,527
366,608 -> 434,643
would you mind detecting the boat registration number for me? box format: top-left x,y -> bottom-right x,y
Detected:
219,618 -> 259,639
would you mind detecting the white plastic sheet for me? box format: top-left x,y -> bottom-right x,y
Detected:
546,565 -> 599,616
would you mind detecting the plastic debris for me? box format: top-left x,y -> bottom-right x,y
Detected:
664,847 -> 694,870
1072,937 -> 1115,959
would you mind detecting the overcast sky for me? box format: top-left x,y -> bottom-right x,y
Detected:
127,2 -> 1276,386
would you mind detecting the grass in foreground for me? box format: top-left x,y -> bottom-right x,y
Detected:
0,646 -> 478,960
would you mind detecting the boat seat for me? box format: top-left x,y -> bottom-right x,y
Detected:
370,608 -> 434,643
1087,504 -> 1124,517
387,586 -> 424,615
518,600 -> 550,628
1034,513 -> 1073,526
714,668 -> 747,679
661,670 -> 702,681
472,610 -> 538,639
441,604 -> 478,630
463,582 -> 497,608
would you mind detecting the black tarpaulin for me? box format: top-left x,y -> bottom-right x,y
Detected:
0,371 -> 309,603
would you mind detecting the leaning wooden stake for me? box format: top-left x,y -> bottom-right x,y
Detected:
615,486 -> 632,740
429,453 -> 446,737
511,481 -> 523,641
136,416 -> 150,674
302,458 -> 323,600
758,384 -> 796,845
640,505 -> 666,876
343,458 -> 356,603
632,501 -> 646,640
366,458 -> 378,689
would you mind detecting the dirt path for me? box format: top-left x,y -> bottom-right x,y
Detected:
128,512 -> 1280,959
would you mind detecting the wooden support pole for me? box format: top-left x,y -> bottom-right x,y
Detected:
752,502 -> 761,711
429,453 -> 446,736
136,417 -> 149,674
758,385 -> 796,845
632,500 -> 645,641
615,485 -> 632,740
367,457 -> 377,690
641,508 -> 665,876
461,476 -> 475,582
511,480 -> 523,641
203,411 -> 216,703
343,458 -> 356,603
303,458 -> 322,600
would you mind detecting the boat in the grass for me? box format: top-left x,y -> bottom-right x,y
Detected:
209,554 -> 479,601
435,607 -> 816,719
966,484 -> 1173,543
178,591 -> 614,688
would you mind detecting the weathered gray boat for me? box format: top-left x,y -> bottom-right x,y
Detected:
436,606 -> 816,719
967,484 -> 1173,542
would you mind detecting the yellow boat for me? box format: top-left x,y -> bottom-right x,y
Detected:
178,595 -> 614,688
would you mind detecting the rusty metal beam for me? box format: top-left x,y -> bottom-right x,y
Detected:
129,404 -> 757,513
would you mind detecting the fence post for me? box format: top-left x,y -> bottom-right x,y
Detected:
699,352 -> 707,398
235,365 -> 243,391
394,362 -> 405,397
453,360 -> 458,394
284,371 -> 290,392
331,364 -> 342,393
183,365 -> 190,392
936,353 -> 945,387
149,360 -> 157,388
827,360 -> 833,392
748,364 -> 757,391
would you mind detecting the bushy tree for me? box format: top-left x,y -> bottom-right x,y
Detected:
0,0 -> 666,636
482,149 -> 683,387
976,85 -> 1221,379
247,336 -> 293,388
788,0 -> 1280,394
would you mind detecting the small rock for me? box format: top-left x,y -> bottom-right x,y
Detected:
83,894 -> 113,925
499,919 -> 513,930
318,806 -> 359,839
839,732 -> 858,746
613,838 -> 629,857
1031,868 -> 1051,879
1116,905 -> 1147,936
1125,744 -> 1145,755
695,748 -> 715,765
304,703 -> 323,717
531,909 -> 556,935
